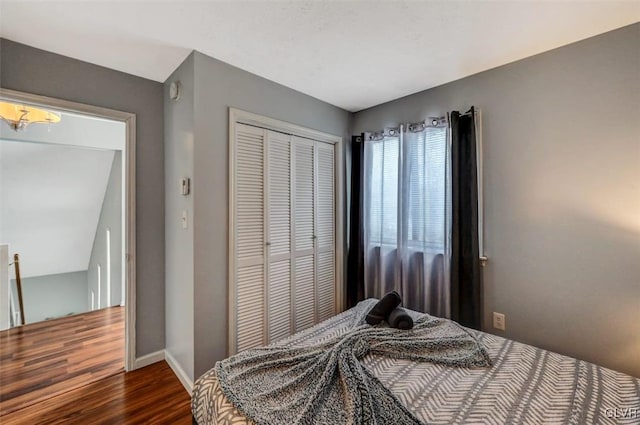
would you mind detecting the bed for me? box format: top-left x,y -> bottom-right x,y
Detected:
192,300 -> 640,424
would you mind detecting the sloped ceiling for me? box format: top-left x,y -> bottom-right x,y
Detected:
0,113 -> 122,278
0,1 -> 638,111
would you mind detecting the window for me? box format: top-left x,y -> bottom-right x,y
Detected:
366,136 -> 399,246
405,126 -> 447,249
97,264 -> 102,309
365,125 -> 448,251
106,229 -> 111,308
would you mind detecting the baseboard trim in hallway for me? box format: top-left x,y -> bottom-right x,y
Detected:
133,349 -> 166,370
165,350 -> 194,395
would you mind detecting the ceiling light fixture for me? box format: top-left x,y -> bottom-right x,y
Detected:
0,101 -> 61,132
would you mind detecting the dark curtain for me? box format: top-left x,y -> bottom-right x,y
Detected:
450,108 -> 482,329
346,134 -> 365,308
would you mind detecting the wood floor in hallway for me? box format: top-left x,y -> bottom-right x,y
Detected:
0,306 -> 125,416
1,361 -> 191,425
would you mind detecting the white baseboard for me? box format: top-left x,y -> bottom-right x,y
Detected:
165,349 -> 194,395
133,350 -> 165,370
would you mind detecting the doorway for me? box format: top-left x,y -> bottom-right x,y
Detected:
0,89 -> 136,415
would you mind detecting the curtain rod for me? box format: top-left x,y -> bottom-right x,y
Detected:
356,108 -> 479,141
358,115 -> 447,141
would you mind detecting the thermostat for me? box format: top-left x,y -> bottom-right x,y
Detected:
180,177 -> 191,196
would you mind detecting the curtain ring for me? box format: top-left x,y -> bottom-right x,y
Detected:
407,122 -> 425,132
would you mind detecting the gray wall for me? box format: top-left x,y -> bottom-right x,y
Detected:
0,39 -> 166,357
352,24 -> 640,377
164,53 -> 195,380
191,52 -> 352,377
88,151 -> 123,308
12,271 -> 88,323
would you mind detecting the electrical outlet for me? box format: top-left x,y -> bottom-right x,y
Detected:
493,312 -> 506,331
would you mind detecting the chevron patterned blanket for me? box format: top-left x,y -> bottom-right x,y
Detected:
192,301 -> 640,425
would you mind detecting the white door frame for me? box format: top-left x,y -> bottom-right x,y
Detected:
228,107 -> 344,355
0,88 -> 137,371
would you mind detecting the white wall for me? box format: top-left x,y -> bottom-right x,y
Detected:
0,110 -> 123,324
88,151 -> 123,308
0,140 -> 115,278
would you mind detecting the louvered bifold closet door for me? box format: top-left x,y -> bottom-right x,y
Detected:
292,137 -> 316,332
315,142 -> 336,322
266,131 -> 292,344
234,124 -> 266,352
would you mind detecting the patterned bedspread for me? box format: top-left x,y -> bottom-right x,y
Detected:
192,306 -> 640,424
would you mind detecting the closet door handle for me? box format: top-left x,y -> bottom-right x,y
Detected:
265,242 -> 271,246
311,235 -> 317,240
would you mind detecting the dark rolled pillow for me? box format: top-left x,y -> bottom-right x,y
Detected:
365,291 -> 402,325
387,307 -> 414,330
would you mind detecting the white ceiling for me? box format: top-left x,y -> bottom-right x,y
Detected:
0,114 -> 122,278
1,1 -> 639,111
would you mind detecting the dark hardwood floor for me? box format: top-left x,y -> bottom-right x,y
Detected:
0,306 -> 125,416
1,361 -> 192,424
0,307 -> 192,423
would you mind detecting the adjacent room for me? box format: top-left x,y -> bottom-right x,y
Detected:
0,105 -> 128,416
0,1 -> 638,424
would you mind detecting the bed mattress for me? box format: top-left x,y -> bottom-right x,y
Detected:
192,306 -> 640,424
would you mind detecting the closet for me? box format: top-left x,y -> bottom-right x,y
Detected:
229,113 -> 341,355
